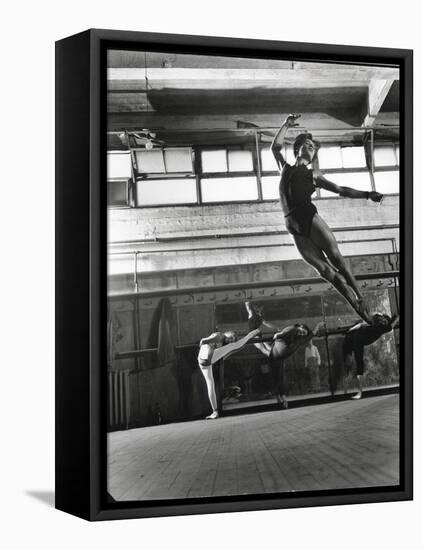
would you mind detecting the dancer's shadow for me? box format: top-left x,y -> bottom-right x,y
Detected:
26,490 -> 55,508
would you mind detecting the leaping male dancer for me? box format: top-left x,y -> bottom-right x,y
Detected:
272,113 -> 383,323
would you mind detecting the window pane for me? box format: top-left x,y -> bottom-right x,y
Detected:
319,172 -> 371,197
261,147 -> 295,170
107,180 -> 128,206
136,179 -> 197,206
107,152 -> 132,179
134,150 -> 165,173
341,146 -> 366,168
201,150 -> 227,172
374,145 -> 396,167
163,148 -> 193,173
261,148 -> 279,171
228,150 -> 253,172
261,175 -> 280,199
201,176 -> 258,202
374,171 -> 399,194
317,146 -> 343,169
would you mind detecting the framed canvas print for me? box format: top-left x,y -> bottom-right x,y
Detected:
55,29 -> 413,521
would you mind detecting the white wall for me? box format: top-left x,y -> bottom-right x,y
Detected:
1,1 -> 420,549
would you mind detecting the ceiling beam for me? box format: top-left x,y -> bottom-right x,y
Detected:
107,112 -> 367,133
108,51 -> 400,75
363,79 -> 394,126
108,67 -> 399,91
107,87 -> 367,115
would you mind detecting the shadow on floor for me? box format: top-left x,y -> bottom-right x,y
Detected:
26,490 -> 55,508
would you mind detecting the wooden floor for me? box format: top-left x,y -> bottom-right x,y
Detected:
108,395 -> 399,501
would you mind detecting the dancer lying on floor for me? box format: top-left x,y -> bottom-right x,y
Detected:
197,328 -> 260,419
271,113 -> 383,323
343,313 -> 399,400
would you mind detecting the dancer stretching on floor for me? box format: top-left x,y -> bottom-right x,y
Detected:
343,313 -> 399,400
198,328 -> 260,419
271,114 -> 383,323
254,321 -> 326,408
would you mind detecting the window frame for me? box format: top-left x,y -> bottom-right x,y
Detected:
198,144 -> 261,204
132,146 -> 195,177
106,138 -> 400,209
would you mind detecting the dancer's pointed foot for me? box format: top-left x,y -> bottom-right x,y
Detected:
206,411 -> 219,420
276,394 -> 288,409
352,392 -> 362,400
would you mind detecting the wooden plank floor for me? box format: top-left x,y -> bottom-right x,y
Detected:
108,394 -> 399,501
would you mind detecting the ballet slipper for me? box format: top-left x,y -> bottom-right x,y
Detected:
206,411 -> 219,420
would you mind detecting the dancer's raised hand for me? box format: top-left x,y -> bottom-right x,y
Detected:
283,113 -> 301,127
313,321 -> 326,336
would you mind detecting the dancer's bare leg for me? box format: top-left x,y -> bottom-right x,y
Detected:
310,215 -> 363,299
310,215 -> 370,320
199,365 -> 219,418
293,233 -> 370,322
352,347 -> 365,399
211,329 -> 260,364
352,375 -> 363,400
269,340 -> 289,409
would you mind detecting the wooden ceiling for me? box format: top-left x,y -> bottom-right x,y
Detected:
107,50 -> 400,145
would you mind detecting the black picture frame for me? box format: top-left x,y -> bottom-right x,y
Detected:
55,28 -> 413,521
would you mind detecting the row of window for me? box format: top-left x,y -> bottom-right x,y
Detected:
107,143 -> 400,207
108,171 -> 400,206
108,143 -> 400,177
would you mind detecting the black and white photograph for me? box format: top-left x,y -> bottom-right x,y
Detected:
2,0 -> 422,541
106,46 -> 403,502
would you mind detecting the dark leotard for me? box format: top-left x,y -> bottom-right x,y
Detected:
269,326 -> 308,396
279,164 -> 318,237
343,323 -> 392,375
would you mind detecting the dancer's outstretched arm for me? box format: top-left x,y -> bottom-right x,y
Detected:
271,114 -> 301,170
271,323 -> 324,357
211,329 -> 261,365
314,172 -> 383,202
302,321 -> 326,346
272,325 -> 296,341
262,319 -> 280,331
347,320 -> 367,333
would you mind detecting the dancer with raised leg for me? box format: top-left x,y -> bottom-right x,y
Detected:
198,328 -> 260,419
271,114 -> 383,323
